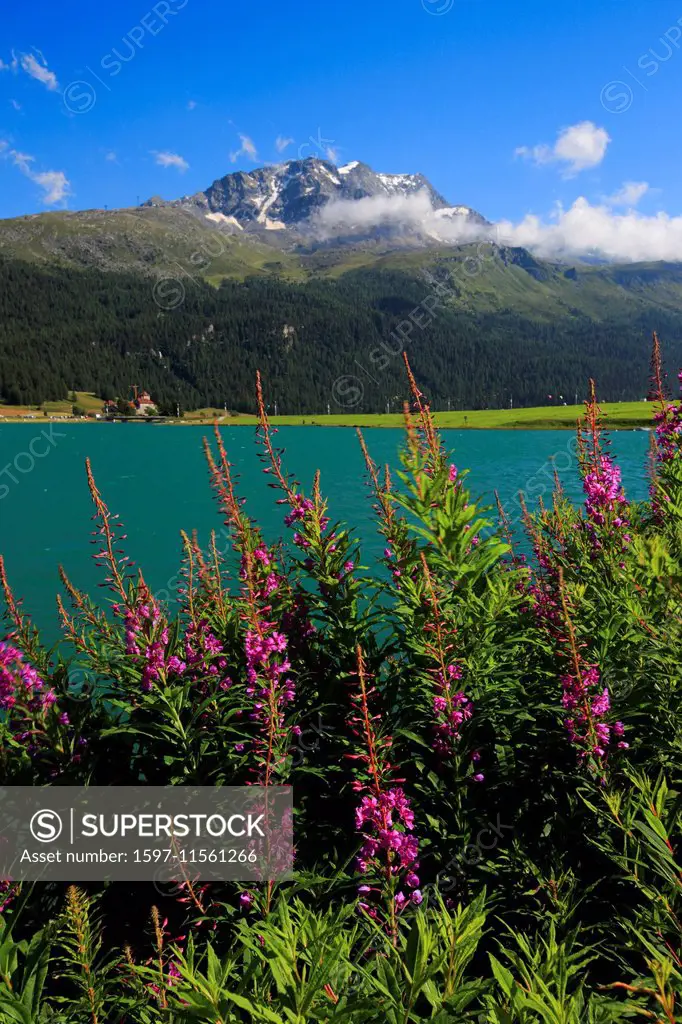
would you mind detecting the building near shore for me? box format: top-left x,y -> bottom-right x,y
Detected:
103,387 -> 158,417
134,389 -> 157,415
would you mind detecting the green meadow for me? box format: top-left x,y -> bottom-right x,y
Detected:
186,401 -> 654,429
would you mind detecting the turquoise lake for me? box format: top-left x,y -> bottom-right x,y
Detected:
0,424 -> 650,641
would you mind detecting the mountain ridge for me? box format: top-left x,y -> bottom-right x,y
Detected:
141,156 -> 488,241
2,157 -> 682,414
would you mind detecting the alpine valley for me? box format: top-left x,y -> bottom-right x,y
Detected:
2,157 -> 682,413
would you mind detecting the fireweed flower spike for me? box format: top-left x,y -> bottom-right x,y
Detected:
402,352 -> 443,472
0,640 -> 77,775
520,495 -> 563,631
57,461 -> 156,661
419,555 -> 474,763
255,372 -> 361,652
357,430 -> 414,585
648,333 -> 682,508
240,545 -> 296,788
347,646 -> 420,942
255,374 -> 328,558
579,380 -> 630,555
205,415 -> 297,788
84,457 -> 137,604
0,556 -> 48,671
556,569 -> 628,772
204,426 -> 261,555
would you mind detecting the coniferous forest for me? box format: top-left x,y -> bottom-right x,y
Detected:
2,258 -> 682,412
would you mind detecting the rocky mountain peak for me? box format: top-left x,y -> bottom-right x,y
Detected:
143,158 -> 488,239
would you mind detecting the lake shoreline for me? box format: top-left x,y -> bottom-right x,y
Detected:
0,415 -> 655,431
0,420 -> 653,430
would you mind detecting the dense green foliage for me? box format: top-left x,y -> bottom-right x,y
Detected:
0,345 -> 679,1021
2,253 -> 682,412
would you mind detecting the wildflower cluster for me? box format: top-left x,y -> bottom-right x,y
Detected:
243,617 -> 295,782
579,381 -> 630,555
432,667 -> 474,757
561,662 -> 627,761
117,594 -> 172,692
653,381 -> 682,464
347,647 -> 420,936
0,641 -> 60,741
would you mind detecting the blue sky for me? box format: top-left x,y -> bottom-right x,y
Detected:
1,0 -> 681,254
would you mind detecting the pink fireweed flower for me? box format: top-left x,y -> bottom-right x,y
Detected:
243,624 -> 295,785
0,643 -> 55,712
583,455 -> 628,528
253,544 -> 271,566
432,673 -> 473,756
0,880 -> 18,914
652,373 -> 682,464
561,663 -> 627,762
579,383 -> 630,551
348,648 -> 420,937
419,556 -> 476,762
0,643 -> 63,755
283,495 -> 314,527
240,546 -> 285,602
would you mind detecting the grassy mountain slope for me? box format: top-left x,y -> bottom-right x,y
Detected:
0,207 -> 307,281
4,204 -> 682,324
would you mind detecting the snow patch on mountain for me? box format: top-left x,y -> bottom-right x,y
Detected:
205,212 -> 243,230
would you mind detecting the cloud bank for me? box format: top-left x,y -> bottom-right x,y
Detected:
314,188 -> 682,263
497,199 -> 682,263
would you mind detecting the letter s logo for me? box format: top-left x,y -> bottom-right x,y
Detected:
30,810 -> 63,843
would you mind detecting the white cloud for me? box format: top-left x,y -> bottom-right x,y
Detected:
187,100 -> 197,110
10,99 -> 21,111
316,191 -> 484,242
105,151 -> 117,162
516,121 -> 611,176
603,181 -> 650,208
325,145 -> 339,163
230,133 -> 258,163
275,135 -> 293,153
30,169 -> 70,204
153,150 -> 189,172
2,147 -> 71,204
19,52 -> 59,91
315,188 -> 682,264
496,198 -> 682,263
